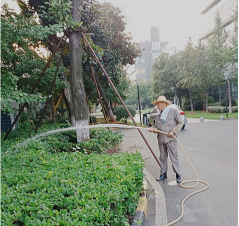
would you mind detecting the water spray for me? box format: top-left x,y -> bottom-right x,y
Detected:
3,124 -> 209,225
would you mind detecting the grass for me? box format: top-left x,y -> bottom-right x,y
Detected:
184,111 -> 238,120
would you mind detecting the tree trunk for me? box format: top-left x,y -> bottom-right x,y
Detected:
189,89 -> 193,112
179,93 -> 182,108
205,91 -> 209,113
218,86 -> 221,103
228,79 -> 232,113
70,0 -> 89,142
95,73 -> 116,122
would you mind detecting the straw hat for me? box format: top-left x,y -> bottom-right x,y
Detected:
152,95 -> 172,106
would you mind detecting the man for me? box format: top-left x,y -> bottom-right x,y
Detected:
150,96 -> 183,183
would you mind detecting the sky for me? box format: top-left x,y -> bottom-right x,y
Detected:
3,0 -> 213,79
97,0 -> 211,49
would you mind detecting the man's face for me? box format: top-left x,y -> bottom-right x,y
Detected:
156,102 -> 167,111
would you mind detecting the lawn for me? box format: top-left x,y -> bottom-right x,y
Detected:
184,111 -> 238,120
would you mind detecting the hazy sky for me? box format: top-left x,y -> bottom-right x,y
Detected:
97,0 -> 211,49
3,0 -> 214,79
3,0 -> 212,49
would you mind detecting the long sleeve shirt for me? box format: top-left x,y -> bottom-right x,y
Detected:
155,108 -> 183,144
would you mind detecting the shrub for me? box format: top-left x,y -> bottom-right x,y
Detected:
208,106 -> 226,113
113,105 -> 136,122
232,106 -> 238,113
1,126 -> 144,226
89,116 -> 97,124
194,100 -> 203,110
2,151 -> 144,225
221,98 -> 237,107
207,96 -> 214,104
208,102 -> 220,106
183,100 -> 191,108
182,105 -> 191,111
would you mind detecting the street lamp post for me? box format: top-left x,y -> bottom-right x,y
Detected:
136,80 -> 142,125
225,73 -> 228,118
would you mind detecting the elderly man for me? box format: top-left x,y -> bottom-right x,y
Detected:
150,96 -> 183,183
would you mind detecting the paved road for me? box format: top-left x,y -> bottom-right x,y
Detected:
119,119 -> 238,226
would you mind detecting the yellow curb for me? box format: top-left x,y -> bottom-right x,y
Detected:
136,197 -> 148,218
136,178 -> 149,217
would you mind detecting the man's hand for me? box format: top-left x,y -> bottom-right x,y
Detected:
168,131 -> 175,137
149,127 -> 157,133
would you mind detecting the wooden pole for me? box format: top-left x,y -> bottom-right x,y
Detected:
81,32 -> 161,168
82,38 -> 109,124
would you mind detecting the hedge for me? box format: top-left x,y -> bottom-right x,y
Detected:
113,105 -> 136,122
208,106 -> 238,113
2,127 -> 144,226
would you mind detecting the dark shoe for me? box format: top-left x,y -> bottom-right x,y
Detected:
176,175 -> 182,184
156,173 -> 167,181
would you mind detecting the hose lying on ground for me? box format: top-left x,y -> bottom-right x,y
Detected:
5,123 -> 209,225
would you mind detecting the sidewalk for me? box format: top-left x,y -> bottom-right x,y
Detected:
120,128 -> 167,226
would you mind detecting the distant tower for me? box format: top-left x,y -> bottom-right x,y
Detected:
151,26 -> 160,42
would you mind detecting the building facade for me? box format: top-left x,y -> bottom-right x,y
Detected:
200,0 -> 238,101
135,26 -> 176,81
1,101 -> 18,132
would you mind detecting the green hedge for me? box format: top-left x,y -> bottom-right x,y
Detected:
113,105 -> 136,122
208,106 -> 238,113
2,127 -> 144,226
221,98 -> 237,107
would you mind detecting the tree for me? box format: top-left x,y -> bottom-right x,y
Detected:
194,40 -> 214,112
1,4 -> 66,119
229,5 -> 238,99
81,2 -> 140,121
177,38 -> 199,112
125,80 -> 154,110
207,10 -> 229,103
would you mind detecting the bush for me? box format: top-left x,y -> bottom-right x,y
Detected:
2,126 -> 144,226
183,100 -> 191,108
208,102 -> 220,106
113,105 -> 136,122
2,151 -> 144,225
194,100 -> 203,110
232,106 -> 238,113
207,96 -> 214,104
208,106 -> 226,113
89,116 -> 97,124
221,98 -> 237,107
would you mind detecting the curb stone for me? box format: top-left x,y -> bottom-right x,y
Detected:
131,178 -> 148,226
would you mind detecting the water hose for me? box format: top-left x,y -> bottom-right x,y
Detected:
4,124 -> 209,225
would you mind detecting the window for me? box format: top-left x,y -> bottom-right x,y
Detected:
135,69 -> 146,74
153,52 -> 160,61
152,42 -> 160,50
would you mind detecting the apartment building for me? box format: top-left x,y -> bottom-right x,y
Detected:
200,0 -> 237,45
135,26 -> 176,81
200,0 -> 238,101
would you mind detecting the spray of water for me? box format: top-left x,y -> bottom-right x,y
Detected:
3,124 -> 153,157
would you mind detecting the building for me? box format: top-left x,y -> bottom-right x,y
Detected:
1,101 -> 18,133
200,0 -> 237,46
200,0 -> 238,101
135,26 -> 176,81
